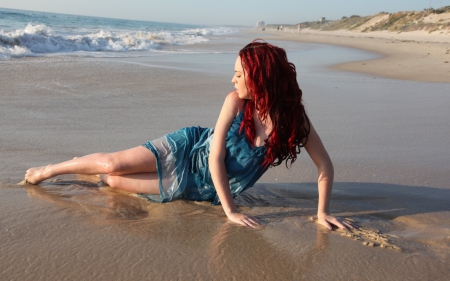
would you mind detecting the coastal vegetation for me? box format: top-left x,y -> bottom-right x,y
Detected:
266,6 -> 450,34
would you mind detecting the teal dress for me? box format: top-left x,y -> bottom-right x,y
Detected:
141,109 -> 267,205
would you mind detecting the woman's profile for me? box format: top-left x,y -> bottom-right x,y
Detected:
24,40 -> 352,230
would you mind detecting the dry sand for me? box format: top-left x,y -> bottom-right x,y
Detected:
1,33 -> 450,280
251,28 -> 450,83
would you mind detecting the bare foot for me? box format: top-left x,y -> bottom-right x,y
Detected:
24,165 -> 53,184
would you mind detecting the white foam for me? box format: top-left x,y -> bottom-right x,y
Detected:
0,45 -> 32,58
0,23 -> 236,58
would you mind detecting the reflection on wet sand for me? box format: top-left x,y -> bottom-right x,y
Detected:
26,181 -> 149,221
15,178 -> 448,280
22,179 -> 341,279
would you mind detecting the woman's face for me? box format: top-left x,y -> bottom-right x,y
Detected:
232,56 -> 250,99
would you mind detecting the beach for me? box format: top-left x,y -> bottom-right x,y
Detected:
250,28 -> 450,83
1,25 -> 450,281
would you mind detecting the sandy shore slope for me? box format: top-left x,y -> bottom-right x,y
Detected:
249,28 -> 450,83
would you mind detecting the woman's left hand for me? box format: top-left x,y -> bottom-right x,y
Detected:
317,213 -> 354,230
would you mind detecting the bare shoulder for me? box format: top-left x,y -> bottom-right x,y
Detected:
224,90 -> 245,116
212,91 -> 245,145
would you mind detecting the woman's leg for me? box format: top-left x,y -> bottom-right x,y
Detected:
25,146 -> 157,185
99,173 -> 160,194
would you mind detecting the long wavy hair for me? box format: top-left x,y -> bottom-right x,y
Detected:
239,40 -> 310,167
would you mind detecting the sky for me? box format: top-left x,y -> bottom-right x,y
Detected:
0,0 -> 449,26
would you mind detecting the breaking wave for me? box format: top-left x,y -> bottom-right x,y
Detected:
0,23 -> 235,58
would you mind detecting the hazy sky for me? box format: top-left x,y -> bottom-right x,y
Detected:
0,0 -> 448,26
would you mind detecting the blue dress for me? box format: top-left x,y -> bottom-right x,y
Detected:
141,109 -> 267,205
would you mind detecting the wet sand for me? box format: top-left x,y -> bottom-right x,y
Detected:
250,28 -> 450,83
1,35 -> 450,280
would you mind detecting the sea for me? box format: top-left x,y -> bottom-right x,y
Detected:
0,7 -> 236,59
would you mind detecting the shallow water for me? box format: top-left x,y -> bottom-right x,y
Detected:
1,178 -> 449,280
1,34 -> 449,280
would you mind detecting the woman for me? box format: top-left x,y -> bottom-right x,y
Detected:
25,40 -> 351,230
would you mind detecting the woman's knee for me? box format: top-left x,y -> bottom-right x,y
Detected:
94,153 -> 121,174
105,175 -> 121,189
93,147 -> 156,175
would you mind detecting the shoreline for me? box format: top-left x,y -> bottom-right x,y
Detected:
1,34 -> 450,280
246,28 -> 450,83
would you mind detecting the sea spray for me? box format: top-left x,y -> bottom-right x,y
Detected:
0,8 -> 236,58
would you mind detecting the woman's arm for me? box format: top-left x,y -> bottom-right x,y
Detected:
304,123 -> 352,230
209,91 -> 260,228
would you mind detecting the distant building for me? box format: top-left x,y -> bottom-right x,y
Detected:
319,17 -> 326,24
256,21 -> 265,28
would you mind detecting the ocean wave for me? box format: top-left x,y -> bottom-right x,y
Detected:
0,23 -> 235,58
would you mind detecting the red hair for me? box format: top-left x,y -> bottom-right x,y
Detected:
239,40 -> 310,167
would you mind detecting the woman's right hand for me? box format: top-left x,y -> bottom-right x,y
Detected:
226,211 -> 261,228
